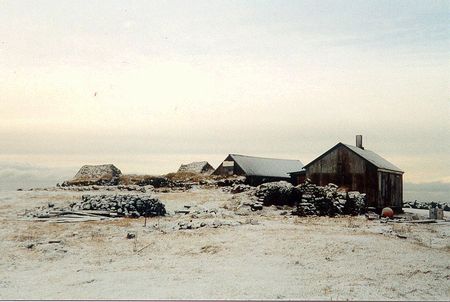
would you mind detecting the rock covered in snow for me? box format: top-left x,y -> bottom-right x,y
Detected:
403,200 -> 449,211
217,176 -> 246,187
63,164 -> 122,186
255,181 -> 299,206
72,194 -> 166,217
177,161 -> 215,174
293,181 -> 366,217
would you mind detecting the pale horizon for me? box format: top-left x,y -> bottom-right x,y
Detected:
0,1 -> 449,200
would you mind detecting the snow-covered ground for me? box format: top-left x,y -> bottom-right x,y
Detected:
0,188 -> 449,300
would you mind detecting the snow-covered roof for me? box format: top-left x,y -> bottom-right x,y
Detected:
177,161 -> 214,174
342,144 -> 403,173
303,143 -> 403,173
229,154 -> 304,178
73,164 -> 122,180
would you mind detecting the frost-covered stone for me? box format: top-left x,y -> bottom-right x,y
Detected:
74,194 -> 166,217
255,181 -> 299,206
177,161 -> 215,174
63,164 -> 122,186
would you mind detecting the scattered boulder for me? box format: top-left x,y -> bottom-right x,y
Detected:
217,176 -> 246,187
230,184 -> 253,194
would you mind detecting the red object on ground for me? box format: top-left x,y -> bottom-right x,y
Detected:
381,207 -> 394,218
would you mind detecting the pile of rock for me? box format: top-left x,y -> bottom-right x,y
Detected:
62,164 -> 122,186
176,219 -> 240,230
404,200 -> 450,211
216,176 -> 246,187
230,184 -> 254,194
249,180 -> 366,216
53,184 -> 148,192
72,194 -> 166,217
254,181 -> 299,206
293,182 -> 366,217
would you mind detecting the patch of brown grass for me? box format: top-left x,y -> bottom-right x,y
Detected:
392,223 -> 413,234
10,222 -> 65,242
119,174 -> 161,185
106,217 -> 135,227
165,172 -> 206,182
200,244 -> 221,254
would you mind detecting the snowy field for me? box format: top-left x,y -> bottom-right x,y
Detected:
0,188 -> 449,300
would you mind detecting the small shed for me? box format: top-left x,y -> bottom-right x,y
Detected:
292,136 -> 404,211
213,154 -> 304,186
177,161 -> 215,175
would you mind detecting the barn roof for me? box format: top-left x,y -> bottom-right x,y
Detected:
303,143 -> 403,173
342,143 -> 403,173
229,154 -> 304,178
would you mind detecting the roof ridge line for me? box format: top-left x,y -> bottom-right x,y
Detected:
230,154 -> 301,161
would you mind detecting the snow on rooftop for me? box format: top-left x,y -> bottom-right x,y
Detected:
177,161 -> 214,174
343,144 -> 403,172
229,154 -> 304,178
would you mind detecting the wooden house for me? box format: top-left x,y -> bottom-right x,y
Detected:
291,136 -> 404,211
213,154 -> 304,186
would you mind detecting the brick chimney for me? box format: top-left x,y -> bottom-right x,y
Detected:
356,135 -> 364,149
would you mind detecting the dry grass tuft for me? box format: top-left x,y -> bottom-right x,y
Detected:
165,172 -> 207,182
106,217 -> 135,227
392,223 -> 412,234
200,244 -> 221,254
119,174 -> 159,185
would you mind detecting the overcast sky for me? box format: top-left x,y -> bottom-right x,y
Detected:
0,1 -> 449,195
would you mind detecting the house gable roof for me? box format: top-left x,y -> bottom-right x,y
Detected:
303,143 -> 403,173
229,154 -> 304,178
178,161 -> 214,173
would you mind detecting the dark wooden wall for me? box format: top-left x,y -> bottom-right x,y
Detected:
378,171 -> 403,209
305,145 -> 402,209
213,155 -> 241,176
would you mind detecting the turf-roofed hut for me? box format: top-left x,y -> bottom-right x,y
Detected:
177,161 -> 215,175
213,154 -> 304,186
292,136 -> 404,212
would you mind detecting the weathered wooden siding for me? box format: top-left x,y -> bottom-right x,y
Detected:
213,155 -> 237,176
378,171 -> 402,209
306,145 -> 379,208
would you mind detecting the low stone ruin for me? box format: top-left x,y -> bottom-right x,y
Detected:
62,164 -> 122,186
24,194 -> 166,222
293,182 -> 366,216
217,176 -> 246,188
53,184 -> 148,192
73,194 -> 166,217
404,200 -> 449,211
248,180 -> 366,217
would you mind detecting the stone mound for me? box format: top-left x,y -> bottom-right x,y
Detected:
177,161 -> 215,174
63,164 -> 122,186
251,180 -> 366,216
74,194 -> 166,217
